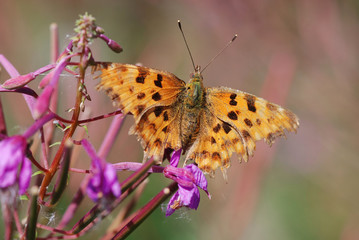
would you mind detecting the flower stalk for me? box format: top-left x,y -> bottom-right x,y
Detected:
25,187 -> 39,240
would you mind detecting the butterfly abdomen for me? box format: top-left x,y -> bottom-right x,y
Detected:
180,107 -> 202,151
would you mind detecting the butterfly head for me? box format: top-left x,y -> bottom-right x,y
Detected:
189,65 -> 203,81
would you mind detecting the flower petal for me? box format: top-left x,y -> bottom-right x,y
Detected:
185,164 -> 210,197
34,86 -> 54,118
166,191 -> 180,217
2,73 -> 36,90
0,136 -> 30,195
170,149 -> 182,167
103,163 -> 121,198
18,158 -> 32,195
178,185 -> 200,210
0,136 -> 26,177
82,139 -> 121,202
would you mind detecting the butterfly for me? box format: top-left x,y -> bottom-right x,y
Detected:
94,62 -> 299,176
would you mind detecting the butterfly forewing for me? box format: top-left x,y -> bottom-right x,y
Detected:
204,87 -> 299,159
96,63 -> 186,122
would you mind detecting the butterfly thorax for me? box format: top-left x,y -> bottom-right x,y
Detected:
180,70 -> 205,150
183,70 -> 204,107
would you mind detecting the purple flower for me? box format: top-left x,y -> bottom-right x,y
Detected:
164,151 -> 210,216
82,139 -> 121,203
0,136 -> 31,198
169,149 -> 181,167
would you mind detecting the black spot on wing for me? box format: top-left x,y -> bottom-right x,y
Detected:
229,93 -> 238,106
152,92 -> 161,101
111,93 -> 119,101
154,138 -> 162,147
202,150 -> 209,158
136,105 -> 145,115
162,126 -> 168,133
154,106 -> 163,117
228,111 -> 238,120
244,118 -> 253,127
222,122 -> 232,134
213,123 -> 221,133
135,69 -> 149,84
229,99 -> 237,106
245,94 -> 256,112
163,111 -> 169,121
241,130 -> 251,141
137,92 -> 146,100
212,152 -> 221,161
154,74 -> 163,88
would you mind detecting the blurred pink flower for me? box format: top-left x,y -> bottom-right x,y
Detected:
0,136 -> 31,198
82,139 -> 121,203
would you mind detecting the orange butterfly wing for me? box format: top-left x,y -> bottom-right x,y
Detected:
96,63 -> 186,161
186,87 -> 299,174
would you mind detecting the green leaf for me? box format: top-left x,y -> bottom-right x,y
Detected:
79,124 -> 89,135
49,142 -> 61,148
32,171 -> 44,177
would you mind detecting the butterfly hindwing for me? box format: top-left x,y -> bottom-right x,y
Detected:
186,108 -> 251,175
129,105 -> 182,161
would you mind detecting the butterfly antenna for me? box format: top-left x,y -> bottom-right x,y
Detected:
201,34 -> 238,73
178,20 -> 196,71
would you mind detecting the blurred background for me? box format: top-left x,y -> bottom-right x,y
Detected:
1,0 -> 359,239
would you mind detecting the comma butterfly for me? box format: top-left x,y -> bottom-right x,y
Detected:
94,27 -> 299,176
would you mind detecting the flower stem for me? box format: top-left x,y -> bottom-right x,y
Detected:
25,187 -> 39,240
2,204 -> 13,240
98,113 -> 124,158
120,158 -> 155,193
38,51 -> 85,200
51,140 -> 72,205
71,169 -> 150,235
0,97 -> 7,136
